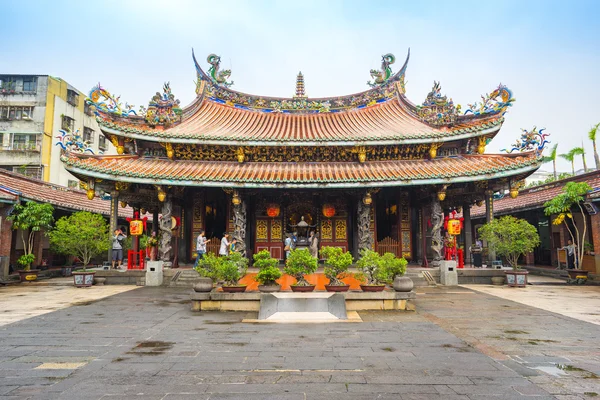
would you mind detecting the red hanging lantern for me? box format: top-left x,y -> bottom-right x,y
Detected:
322,203 -> 336,218
266,204 -> 280,217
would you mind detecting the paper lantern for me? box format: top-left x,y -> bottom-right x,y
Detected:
437,190 -> 446,202
322,204 -> 336,218
510,188 -> 519,199
447,219 -> 462,236
129,220 -> 144,236
86,189 -> 95,200
267,204 -> 280,217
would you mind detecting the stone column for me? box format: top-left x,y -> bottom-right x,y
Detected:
463,204 -> 472,266
108,192 -> 119,262
232,200 -> 247,256
159,197 -> 173,265
430,198 -> 443,267
420,205 -> 428,267
357,197 -> 373,253
152,210 -> 159,236
484,190 -> 495,262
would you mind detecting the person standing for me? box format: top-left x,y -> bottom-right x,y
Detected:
111,228 -> 127,270
562,239 -> 577,269
195,230 -> 210,267
219,233 -> 230,256
284,233 -> 292,259
308,231 -> 319,259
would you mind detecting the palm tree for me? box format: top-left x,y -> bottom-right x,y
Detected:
560,149 -> 577,175
542,143 -> 558,180
589,123 -> 600,170
572,146 -> 588,173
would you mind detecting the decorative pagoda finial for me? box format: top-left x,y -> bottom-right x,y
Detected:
416,81 -> 457,126
293,71 -> 307,99
206,54 -> 233,87
140,82 -> 182,128
367,53 -> 395,87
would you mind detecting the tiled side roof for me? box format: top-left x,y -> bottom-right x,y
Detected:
97,98 -> 503,144
62,153 -> 540,188
0,170 -> 133,218
471,170 -> 600,217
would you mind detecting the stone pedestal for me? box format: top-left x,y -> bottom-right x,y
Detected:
440,260 -> 458,286
145,261 -> 164,286
258,293 -> 347,321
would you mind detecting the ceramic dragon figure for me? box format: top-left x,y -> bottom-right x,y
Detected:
232,201 -> 247,256
502,127 -> 550,156
430,199 -> 444,264
159,199 -> 173,262
86,84 -> 136,117
357,201 -> 374,252
368,53 -> 395,87
207,54 -> 233,87
464,84 -> 515,116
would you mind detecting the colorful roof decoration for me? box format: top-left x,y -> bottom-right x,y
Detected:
501,127 -> 550,156
62,152 -> 540,189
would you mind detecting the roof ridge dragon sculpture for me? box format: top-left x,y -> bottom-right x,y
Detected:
368,53 -> 396,87
501,127 -> 550,156
86,84 -> 137,117
464,84 -> 515,116
207,54 -> 233,87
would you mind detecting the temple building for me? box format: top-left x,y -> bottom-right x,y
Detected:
60,50 -> 543,265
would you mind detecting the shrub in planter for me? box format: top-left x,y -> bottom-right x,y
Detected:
194,252 -> 221,281
320,246 -> 353,288
215,252 -> 249,292
255,266 -> 282,291
356,249 -> 387,285
253,249 -> 279,270
380,252 -> 412,292
284,249 -> 318,287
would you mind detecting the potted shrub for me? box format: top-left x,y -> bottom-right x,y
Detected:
380,252 -> 411,292
320,246 -> 353,292
217,252 -> 248,293
193,252 -> 220,292
284,249 -> 318,292
478,216 -> 540,287
7,201 -> 54,282
253,250 -> 282,292
356,249 -> 387,292
48,211 -> 110,287
544,182 -> 592,279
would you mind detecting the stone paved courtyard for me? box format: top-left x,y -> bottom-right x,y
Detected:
0,284 -> 599,399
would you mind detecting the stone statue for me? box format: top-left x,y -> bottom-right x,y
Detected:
232,201 -> 247,256
430,199 -> 444,265
309,231 -> 319,258
357,200 -> 374,252
158,199 -> 173,262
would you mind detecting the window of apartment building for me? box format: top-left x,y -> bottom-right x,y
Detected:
98,134 -> 107,151
12,165 -> 42,179
67,180 -> 79,189
61,115 -> 75,131
67,89 -> 79,107
22,77 -> 37,92
84,102 -> 93,116
0,76 -> 16,91
0,106 -> 34,120
12,133 -> 39,151
83,127 -> 94,144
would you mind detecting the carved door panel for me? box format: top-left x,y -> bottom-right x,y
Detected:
254,217 -> 283,260
320,216 -> 348,253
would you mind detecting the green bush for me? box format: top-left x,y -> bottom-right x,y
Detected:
17,254 -> 36,269
255,266 -> 282,285
380,252 -> 408,282
284,249 -> 318,286
214,252 -> 249,286
194,252 -> 221,281
253,249 -> 279,270
8,201 -> 54,270
320,246 -> 353,285
356,249 -> 387,285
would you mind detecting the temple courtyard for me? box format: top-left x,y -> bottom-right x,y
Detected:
0,281 -> 599,399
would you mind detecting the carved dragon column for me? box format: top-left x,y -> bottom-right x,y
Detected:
430,198 -> 444,267
159,196 -> 173,265
232,194 -> 247,257
357,192 -> 374,254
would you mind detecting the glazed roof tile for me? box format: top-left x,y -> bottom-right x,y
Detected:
97,98 -> 503,144
471,170 -> 600,217
0,169 -> 134,217
62,152 -> 540,188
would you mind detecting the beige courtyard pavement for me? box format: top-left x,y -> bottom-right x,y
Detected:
0,284 -> 140,327
461,274 -> 600,326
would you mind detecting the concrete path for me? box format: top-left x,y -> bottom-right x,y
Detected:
0,285 -> 598,399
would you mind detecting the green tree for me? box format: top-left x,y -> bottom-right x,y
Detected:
320,246 -> 353,285
544,181 -> 592,269
284,249 -> 318,286
48,211 -> 110,268
589,123 -> 600,170
7,201 -> 54,270
560,149 -> 577,175
542,143 -> 559,180
478,216 -> 540,270
380,252 -> 408,281
572,146 -> 588,173
356,249 -> 387,284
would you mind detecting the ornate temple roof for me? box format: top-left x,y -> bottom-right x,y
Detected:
87,50 -> 514,146
62,152 -> 539,189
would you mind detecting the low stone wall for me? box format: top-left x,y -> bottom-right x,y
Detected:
190,291 -> 415,312
95,270 -> 145,285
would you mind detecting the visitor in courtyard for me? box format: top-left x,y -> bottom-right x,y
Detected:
562,239 -> 577,269
195,230 -> 210,267
284,233 -> 292,259
219,233 -> 230,256
470,239 -> 483,268
309,230 -> 319,259
291,231 -> 298,250
230,238 -> 237,254
111,228 -> 127,270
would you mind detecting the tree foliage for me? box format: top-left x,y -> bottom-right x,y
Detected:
356,249 -> 388,284
252,249 -> 279,270
47,211 -> 109,267
381,252 -> 408,281
478,216 -> 540,270
7,201 -> 54,270
284,249 -> 318,286
544,181 -> 592,268
320,246 -> 354,285
255,266 -> 282,286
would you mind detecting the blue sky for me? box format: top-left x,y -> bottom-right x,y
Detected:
1,0 -> 599,172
